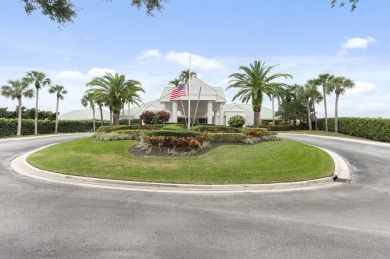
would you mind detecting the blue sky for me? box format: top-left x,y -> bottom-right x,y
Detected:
1,0 -> 389,118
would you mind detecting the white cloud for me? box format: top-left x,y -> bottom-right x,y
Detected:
349,81 -> 376,95
342,36 -> 376,50
355,101 -> 386,112
87,68 -> 116,78
165,51 -> 225,70
57,70 -> 84,79
137,49 -> 162,60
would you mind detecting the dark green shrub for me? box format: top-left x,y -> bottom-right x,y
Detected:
207,133 -> 246,142
96,124 -> 166,133
191,125 -> 242,133
0,118 -> 108,137
228,115 -> 246,128
119,119 -> 142,125
162,124 -> 185,130
267,124 -> 308,131
148,130 -> 200,138
317,117 -> 390,142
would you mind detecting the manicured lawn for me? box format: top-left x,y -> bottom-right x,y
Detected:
27,137 -> 334,184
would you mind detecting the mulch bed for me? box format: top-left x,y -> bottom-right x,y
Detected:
129,142 -> 247,157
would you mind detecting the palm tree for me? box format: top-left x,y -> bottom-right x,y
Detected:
329,76 -> 355,133
313,74 -> 334,131
86,73 -> 144,125
26,71 -> 51,135
49,85 -> 67,134
227,60 -> 292,128
81,93 -> 97,131
1,78 -> 34,136
179,69 -> 197,83
169,78 -> 180,87
306,80 -> 323,130
124,86 -> 144,125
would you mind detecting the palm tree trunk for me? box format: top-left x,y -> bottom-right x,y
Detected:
34,87 -> 39,135
313,103 -> 318,130
109,107 -> 113,126
272,95 -> 275,125
323,85 -> 328,131
307,99 -> 312,131
113,110 -> 120,125
17,97 -> 22,136
55,96 -> 59,134
92,107 -> 96,131
335,94 -> 339,133
99,105 -> 104,126
128,102 -> 131,125
253,108 -> 260,128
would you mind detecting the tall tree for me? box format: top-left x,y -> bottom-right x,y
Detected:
307,80 -> 323,130
227,60 -> 292,128
21,0 -> 167,26
329,76 -> 355,133
86,73 -> 144,125
313,74 -> 334,131
81,92 -> 97,131
179,69 -> 197,83
26,71 -> 51,135
1,78 -> 34,136
49,84 -> 67,134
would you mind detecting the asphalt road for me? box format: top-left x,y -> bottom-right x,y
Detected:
1,134 -> 389,258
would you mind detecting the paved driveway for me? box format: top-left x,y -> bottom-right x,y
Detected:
0,134 -> 389,258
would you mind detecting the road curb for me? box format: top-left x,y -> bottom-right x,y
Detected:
10,142 -> 349,194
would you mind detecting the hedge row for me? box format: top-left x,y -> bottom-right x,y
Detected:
191,125 -> 242,133
0,118 -> 109,138
207,133 -> 246,142
266,124 -> 308,131
317,117 -> 390,142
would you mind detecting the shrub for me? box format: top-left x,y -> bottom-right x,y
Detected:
162,124 -> 185,130
267,124 -> 308,131
228,115 -> 246,128
148,130 -> 200,138
140,110 -> 170,124
207,133 -> 246,142
96,124 -> 166,133
93,132 -> 133,141
119,119 -> 142,125
0,118 -> 107,138
191,125 -> 242,133
317,117 -> 390,142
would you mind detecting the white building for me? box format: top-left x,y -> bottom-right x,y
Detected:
122,77 -> 274,126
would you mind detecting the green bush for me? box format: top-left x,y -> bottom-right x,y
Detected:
0,118 -> 107,138
191,125 -> 242,133
267,124 -> 308,131
207,133 -> 246,142
228,115 -> 246,128
317,117 -> 390,142
93,132 -> 135,141
148,130 -> 200,138
96,124 -> 166,133
119,119 -> 142,125
162,124 -> 185,130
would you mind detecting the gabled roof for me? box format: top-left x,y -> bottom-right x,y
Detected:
59,108 -> 110,121
225,102 -> 274,119
124,100 -> 164,116
159,77 -> 226,102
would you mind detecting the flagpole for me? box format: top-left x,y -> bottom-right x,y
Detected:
188,55 -> 191,130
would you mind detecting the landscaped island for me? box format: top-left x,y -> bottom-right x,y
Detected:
27,125 -> 334,184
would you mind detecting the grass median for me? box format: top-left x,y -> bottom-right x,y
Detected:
27,137 -> 334,184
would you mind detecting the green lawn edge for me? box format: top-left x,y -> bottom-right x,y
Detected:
27,137 -> 334,185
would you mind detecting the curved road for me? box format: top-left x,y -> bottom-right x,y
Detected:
1,134 -> 389,258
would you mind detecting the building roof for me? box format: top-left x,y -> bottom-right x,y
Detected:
59,108 -> 110,121
225,102 -> 274,120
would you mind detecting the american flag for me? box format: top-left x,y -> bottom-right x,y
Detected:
170,83 -> 187,99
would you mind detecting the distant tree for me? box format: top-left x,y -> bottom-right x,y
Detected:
26,70 -> 51,135
331,0 -> 359,11
21,0 -> 167,26
81,92 -> 97,131
329,76 -> 355,133
179,70 -> 197,83
312,74 -> 334,131
227,60 -> 292,128
49,84 -> 67,133
1,78 -> 34,136
86,73 -> 144,125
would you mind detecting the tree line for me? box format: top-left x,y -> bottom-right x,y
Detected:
1,71 -> 67,136
226,60 -> 355,133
